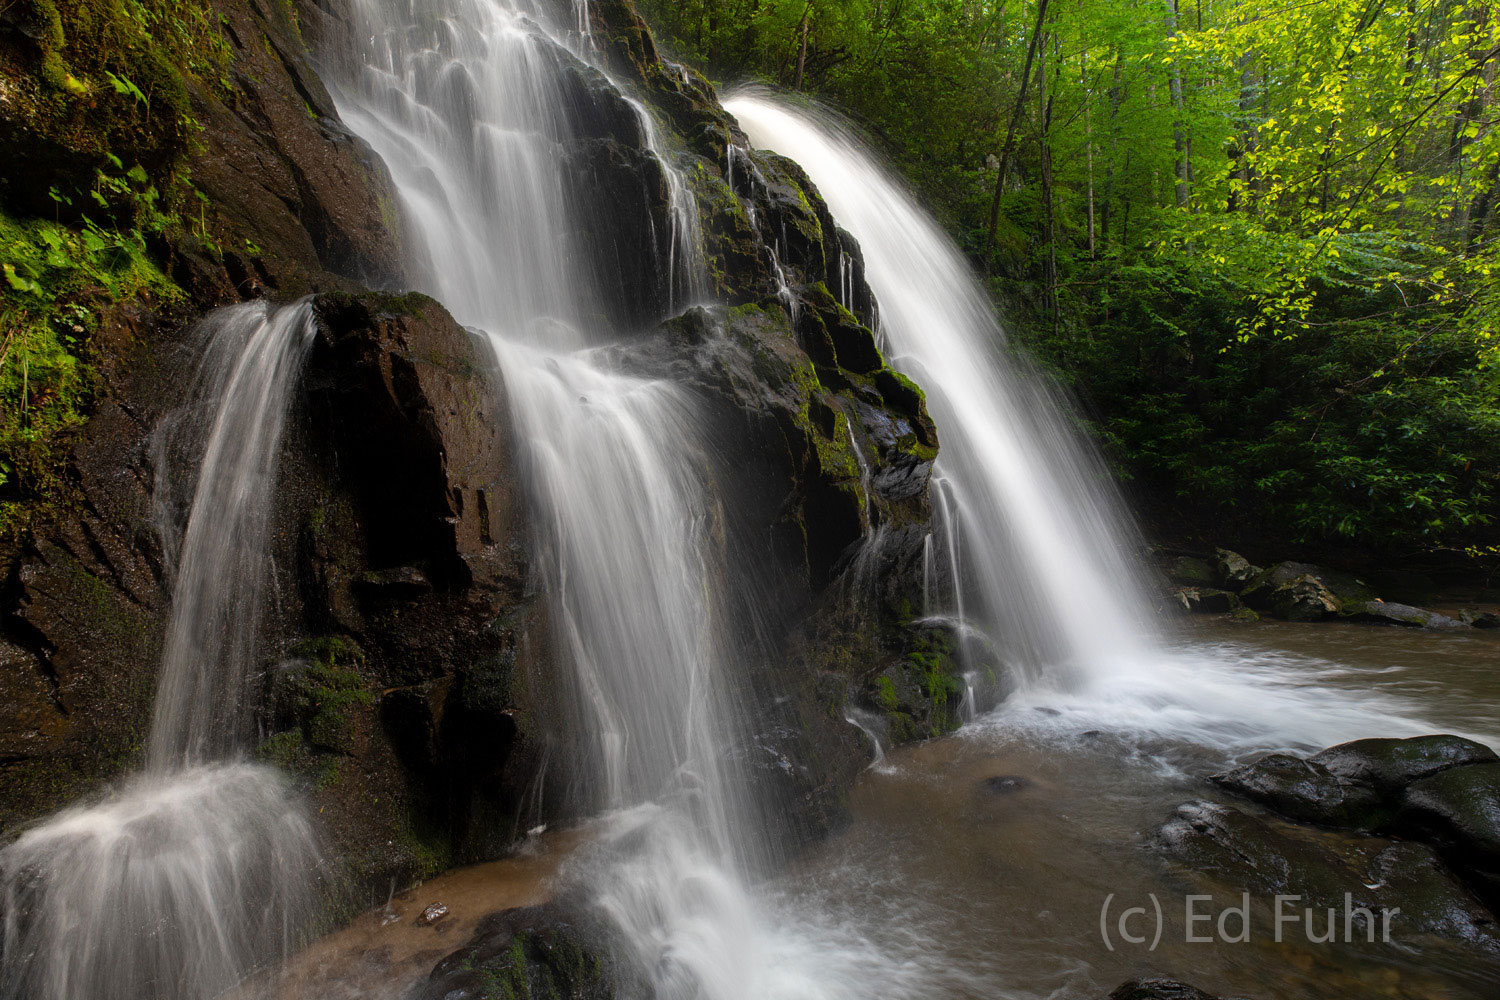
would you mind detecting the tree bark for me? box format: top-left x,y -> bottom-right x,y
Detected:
985,0 -> 1051,264
1167,0 -> 1190,209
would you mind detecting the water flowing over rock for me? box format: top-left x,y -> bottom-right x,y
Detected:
723,93 -> 1159,697
1,302 -> 323,1000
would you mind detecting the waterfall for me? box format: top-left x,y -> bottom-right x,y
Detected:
0,302 -> 321,1000
323,3 -> 921,996
725,93 -> 1159,690
151,304 -> 319,768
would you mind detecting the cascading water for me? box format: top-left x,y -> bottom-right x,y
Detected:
324,3 -> 927,997
0,302 -> 321,1000
726,94 -> 1158,692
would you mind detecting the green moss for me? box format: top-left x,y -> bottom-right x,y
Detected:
283,637 -> 374,754
874,675 -> 899,712
0,208 -> 182,538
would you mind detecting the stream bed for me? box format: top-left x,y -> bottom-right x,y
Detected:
274,619 -> 1500,999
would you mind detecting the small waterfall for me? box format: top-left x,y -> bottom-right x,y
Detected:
726,93 -> 1158,691
0,302 -> 320,1000
151,303 -> 319,768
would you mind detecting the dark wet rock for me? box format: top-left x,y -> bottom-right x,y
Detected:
1211,753 -> 1381,828
1208,737 -> 1500,921
0,304 -> 182,831
1213,736 -> 1499,834
1312,735 -> 1498,797
1163,555 -> 1216,587
1398,763 -> 1500,907
417,904 -> 624,1000
175,0 -> 404,302
1234,561 -> 1463,628
1172,587 -> 1241,614
1369,840 -> 1500,948
981,775 -> 1032,795
1462,610 -> 1500,629
0,0 -> 945,899
1210,548 -> 1260,589
355,566 -> 434,600
305,291 -> 519,594
1105,980 -> 1225,1000
1239,561 -> 1361,621
1158,800 -> 1500,953
1341,600 -> 1468,629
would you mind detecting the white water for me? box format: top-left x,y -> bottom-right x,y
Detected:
0,302 -> 321,1000
727,94 -> 1156,692
324,3 -> 907,997
151,303 -> 318,768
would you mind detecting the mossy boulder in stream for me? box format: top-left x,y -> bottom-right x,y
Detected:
416,904 -> 626,1000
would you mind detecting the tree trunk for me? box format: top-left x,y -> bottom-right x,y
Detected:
1167,0 -> 1189,209
1083,13 -> 1096,259
1041,31 -> 1059,328
1467,158 -> 1500,254
985,0 -> 1051,264
794,8 -> 810,90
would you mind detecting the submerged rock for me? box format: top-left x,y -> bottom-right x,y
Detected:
1105,980 -> 1227,1000
1159,800 -> 1500,953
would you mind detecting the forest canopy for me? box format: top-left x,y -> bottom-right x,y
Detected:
641,0 -> 1500,569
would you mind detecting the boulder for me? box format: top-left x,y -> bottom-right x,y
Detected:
1159,801 -> 1500,953
1213,736 -> 1499,832
1398,763 -> 1500,907
1461,610 -> 1500,629
1211,753 -> 1380,828
1210,548 -> 1260,589
1239,562 -> 1358,621
1312,736 -> 1498,797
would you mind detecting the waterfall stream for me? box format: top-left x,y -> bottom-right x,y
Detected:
324,2 -> 873,996
726,94 -> 1158,692
0,302 -> 321,1000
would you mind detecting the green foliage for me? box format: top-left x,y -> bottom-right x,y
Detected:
0,0 -> 231,538
643,0 -> 1500,560
0,199 -> 180,537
